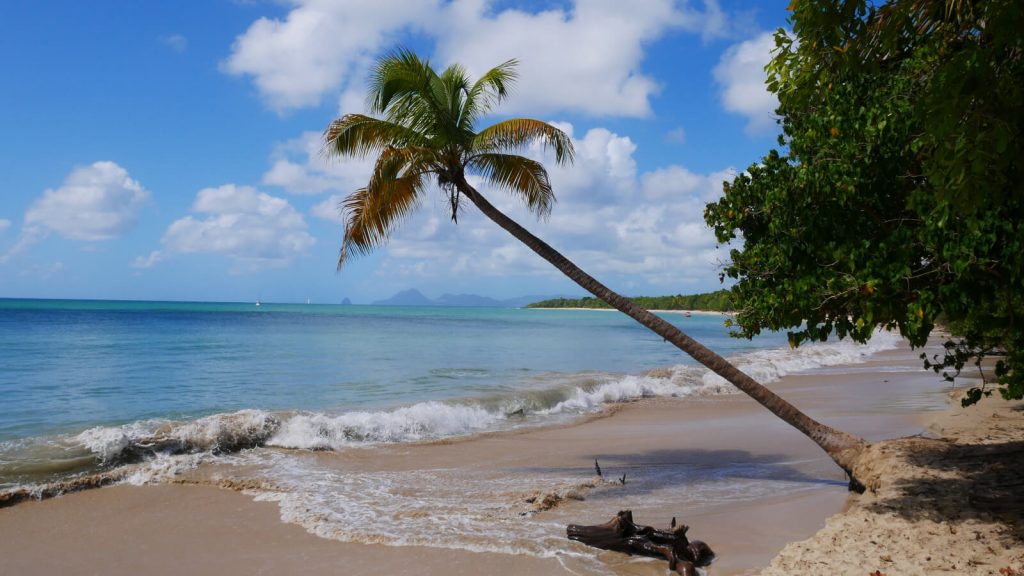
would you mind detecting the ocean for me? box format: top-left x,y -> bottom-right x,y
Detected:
0,298 -> 932,565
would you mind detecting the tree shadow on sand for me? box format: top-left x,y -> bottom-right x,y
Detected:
512,448 -> 847,501
862,437 -> 1024,544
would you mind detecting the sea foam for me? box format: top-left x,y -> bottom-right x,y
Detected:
74,409 -> 280,464
54,331 -> 906,470
702,328 -> 903,388
266,402 -> 501,449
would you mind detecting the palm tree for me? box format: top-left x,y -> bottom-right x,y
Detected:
324,49 -> 868,489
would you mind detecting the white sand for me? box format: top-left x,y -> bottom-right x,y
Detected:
759,390 -> 1024,575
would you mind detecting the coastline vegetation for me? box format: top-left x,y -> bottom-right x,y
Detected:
705,0 -> 1022,406
527,290 -> 733,312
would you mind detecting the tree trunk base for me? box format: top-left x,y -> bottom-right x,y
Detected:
831,441 -> 869,493
567,510 -> 714,575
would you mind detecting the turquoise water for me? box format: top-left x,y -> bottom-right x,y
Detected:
0,298 -> 773,443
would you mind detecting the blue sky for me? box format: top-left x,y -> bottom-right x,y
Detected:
0,0 -> 788,304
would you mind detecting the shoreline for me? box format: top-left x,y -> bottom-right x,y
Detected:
0,339 -> 988,575
528,306 -> 730,316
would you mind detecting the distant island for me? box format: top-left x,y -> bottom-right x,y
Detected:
526,290 -> 734,312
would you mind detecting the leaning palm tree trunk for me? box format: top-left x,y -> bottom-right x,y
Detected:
456,176 -> 868,487
327,50 -> 870,490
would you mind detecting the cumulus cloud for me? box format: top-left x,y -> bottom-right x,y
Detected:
311,194 -> 346,224
2,161 -> 149,262
149,185 -> 315,270
23,161 -> 148,241
225,0 -> 730,115
642,165 -> 732,202
432,0 -> 727,117
322,122 -> 735,291
713,31 -> 779,134
0,219 -> 10,233
222,0 -> 440,110
262,131 -> 373,195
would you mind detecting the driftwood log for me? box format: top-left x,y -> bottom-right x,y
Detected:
567,510 -> 714,575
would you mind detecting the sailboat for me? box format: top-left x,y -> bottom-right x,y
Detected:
255,297 -> 262,307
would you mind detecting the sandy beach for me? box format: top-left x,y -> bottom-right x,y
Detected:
761,389 -> 1024,575
2,340 -> 1020,575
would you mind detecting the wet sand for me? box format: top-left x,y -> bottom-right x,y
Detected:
0,342 -> 954,575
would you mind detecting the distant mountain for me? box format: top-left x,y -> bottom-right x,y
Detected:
434,293 -> 502,307
371,289 -> 568,308
340,297 -> 352,305
372,289 -> 435,306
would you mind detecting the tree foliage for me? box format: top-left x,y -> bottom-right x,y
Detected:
704,0 -> 1023,405
324,49 -> 573,266
528,290 -> 734,312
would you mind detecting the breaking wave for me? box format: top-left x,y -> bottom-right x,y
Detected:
1,330 -> 901,494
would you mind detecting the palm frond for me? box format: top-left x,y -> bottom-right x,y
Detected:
473,119 -> 575,165
460,59 -> 518,131
467,153 -> 555,218
328,52 -> 574,265
438,63 -> 470,124
323,114 -> 423,159
367,48 -> 431,116
368,48 -> 454,143
338,147 -> 430,267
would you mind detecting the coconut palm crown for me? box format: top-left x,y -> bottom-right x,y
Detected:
325,49 -> 574,266
325,49 -> 872,489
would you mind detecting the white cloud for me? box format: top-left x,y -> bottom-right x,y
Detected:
2,161 -> 149,262
262,131 -> 373,195
311,194 -> 346,224
713,31 -> 779,134
153,185 -> 315,270
641,165 -> 732,202
433,0 -> 726,117
322,122 -> 735,292
132,250 -> 163,269
539,127 -> 637,205
0,219 -> 10,233
24,161 -> 149,241
161,34 -> 188,52
225,0 -> 730,116
222,0 -> 441,110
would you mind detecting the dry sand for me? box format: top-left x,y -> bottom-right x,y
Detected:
2,341 -> 1019,575
759,390 -> 1024,576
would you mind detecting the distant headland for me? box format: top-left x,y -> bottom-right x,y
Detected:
370,289 -> 734,311
526,290 -> 733,312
